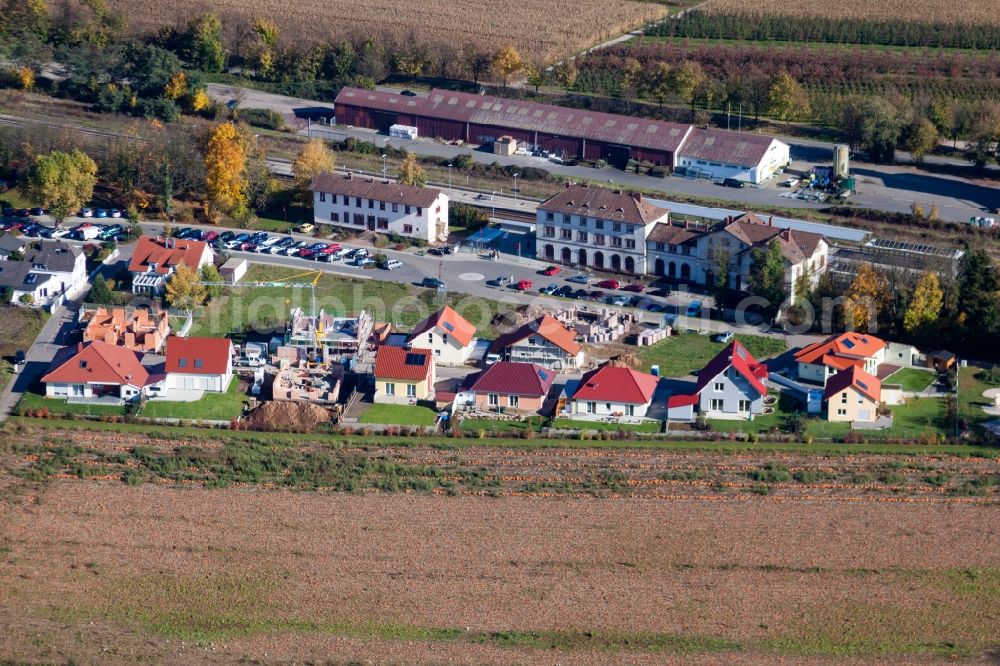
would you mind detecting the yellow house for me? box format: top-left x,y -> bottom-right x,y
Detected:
824,365 -> 881,422
373,346 -> 435,403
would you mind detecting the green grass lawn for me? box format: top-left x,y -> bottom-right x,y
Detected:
16,391 -> 127,417
0,186 -> 33,209
959,365 -> 1000,429
707,392 -> 794,434
0,306 -> 49,392
141,378 -> 246,421
359,403 -> 439,426
637,333 -> 787,377
552,418 -> 661,433
459,416 -> 545,432
803,397 -> 948,440
189,264 -> 510,341
885,367 -> 936,392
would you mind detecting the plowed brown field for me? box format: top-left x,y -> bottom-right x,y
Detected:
1,426 -> 998,664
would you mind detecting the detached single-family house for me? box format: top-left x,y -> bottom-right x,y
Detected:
666,340 -> 769,421
81,306 -> 170,353
795,332 -> 886,386
456,361 -> 555,414
373,345 -> 435,402
824,365 -> 881,422
489,315 -> 584,370
407,306 -> 477,365
129,236 -> 213,295
42,340 -> 149,401
0,242 -> 86,307
562,362 -> 660,420
154,336 -> 234,399
0,233 -> 27,260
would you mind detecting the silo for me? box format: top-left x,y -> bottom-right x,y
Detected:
833,144 -> 850,178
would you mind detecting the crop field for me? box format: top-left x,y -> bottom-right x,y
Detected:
1,425 -> 999,663
96,0 -> 667,62
703,0 -> 1000,25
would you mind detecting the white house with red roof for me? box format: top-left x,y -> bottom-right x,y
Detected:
406,306 -> 477,365
666,340 -> 770,421
129,236 -> 214,295
150,336 -> 234,400
41,340 -> 150,401
561,362 -> 660,421
489,314 -> 584,370
794,332 -> 887,386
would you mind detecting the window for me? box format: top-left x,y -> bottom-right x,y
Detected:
489,393 -> 499,406
427,332 -> 434,343
655,243 -> 665,251
578,217 -> 587,227
403,224 -> 413,234
738,399 -> 751,412
367,215 -> 376,226
611,237 -> 623,247
368,198 -> 374,209
612,222 -> 622,232
605,403 -> 612,411
379,201 -> 386,211
319,192 -> 326,202
385,382 -> 395,396
407,384 -> 417,398
342,195 -> 349,205
563,214 -> 572,224
714,382 -> 724,392
545,212 -> 554,221
417,207 -> 422,216
586,401 -> 596,414
392,202 -> 399,213
509,394 -> 519,408
353,214 -> 364,225
576,231 -> 587,242
841,393 -> 848,404
594,234 -> 605,246
837,408 -> 847,415
405,205 -> 412,214
330,212 -> 339,222
625,404 -> 634,416
595,220 -> 604,229
377,218 -> 389,229
711,398 -> 724,411
625,239 -> 636,249
355,197 -> 362,207
560,229 -> 572,239
627,225 -> 635,234
72,384 -> 84,396
544,226 -> 555,237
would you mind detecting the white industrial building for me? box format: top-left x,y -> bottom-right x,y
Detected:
675,129 -> 789,184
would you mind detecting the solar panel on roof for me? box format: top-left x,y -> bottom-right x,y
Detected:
627,123 -> 638,131
443,321 -> 455,332
646,126 -> 658,134
404,353 -> 425,366
843,339 -> 855,349
538,369 -> 549,381
582,116 -> 593,124
857,380 -> 869,391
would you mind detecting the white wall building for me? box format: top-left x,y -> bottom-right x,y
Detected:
536,185 -> 669,274
310,172 -> 448,244
675,129 -> 790,184
0,242 -> 86,307
155,336 -> 234,400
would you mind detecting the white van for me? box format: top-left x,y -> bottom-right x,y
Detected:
383,259 -> 402,270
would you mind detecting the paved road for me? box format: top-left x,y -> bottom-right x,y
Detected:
207,84 -> 1000,223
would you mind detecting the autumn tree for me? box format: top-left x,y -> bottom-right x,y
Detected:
397,152 -> 426,187
843,263 -> 890,332
200,263 -> 224,300
492,45 -> 523,88
748,240 -> 787,319
903,117 -> 939,163
903,271 -> 943,337
1,0 -> 49,39
768,72 -> 811,128
185,13 -> 226,73
292,138 -> 335,192
841,96 -> 903,163
670,61 -> 705,114
620,57 -> 642,111
252,17 -> 279,79
525,63 -> 545,94
203,122 -> 248,214
163,71 -> 187,100
646,61 -> 672,108
165,264 -> 207,311
555,60 -> 577,89
24,149 -> 98,226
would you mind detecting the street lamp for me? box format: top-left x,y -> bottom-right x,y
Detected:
447,163 -> 453,190
381,153 -> 387,180
512,173 -> 520,204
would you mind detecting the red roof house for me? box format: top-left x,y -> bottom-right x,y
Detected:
666,340 -> 769,421
374,346 -> 435,401
458,361 -> 555,413
489,315 -> 584,370
407,306 -> 477,364
159,336 -> 234,396
129,236 -> 213,295
794,332 -> 887,384
42,340 -> 149,400
563,362 -> 660,420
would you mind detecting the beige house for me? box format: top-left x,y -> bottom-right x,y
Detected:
407,306 -> 477,366
795,332 -> 887,386
373,346 -> 435,403
824,366 -> 881,422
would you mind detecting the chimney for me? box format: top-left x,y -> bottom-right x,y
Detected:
77,342 -> 83,353
781,228 -> 791,240
632,191 -> 643,203
769,216 -> 774,226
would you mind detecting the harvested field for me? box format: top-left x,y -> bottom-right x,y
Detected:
92,0 -> 667,62
704,0 -> 1000,25
1,426 -> 998,664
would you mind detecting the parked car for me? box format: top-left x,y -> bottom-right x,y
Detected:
381,259 -> 403,270
29,207 -> 45,217
422,277 -> 445,289
234,233 -> 251,243
319,243 -> 341,255
109,208 -> 122,218
50,228 -> 72,239
400,89 -> 418,97
643,302 -> 663,313
622,283 -> 647,293
571,288 -> 589,300
540,265 -> 560,276
723,178 -> 745,189
513,279 -> 532,291
94,208 -> 108,218
295,223 -> 315,233
712,331 -> 734,344
648,287 -> 671,298
298,248 -> 317,259
554,285 -> 574,298
441,245 -> 456,255
587,290 -> 604,301
79,207 -> 93,218
488,275 -> 512,287
331,247 -> 349,259
607,295 -> 630,306
540,284 -> 559,295
427,247 -> 445,256
218,231 -> 236,242
686,300 -> 703,317
173,227 -> 190,238
22,224 -> 42,237
310,242 -> 329,251
567,273 -> 591,284
596,279 -> 620,290
357,257 -> 377,268
201,231 -> 219,243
